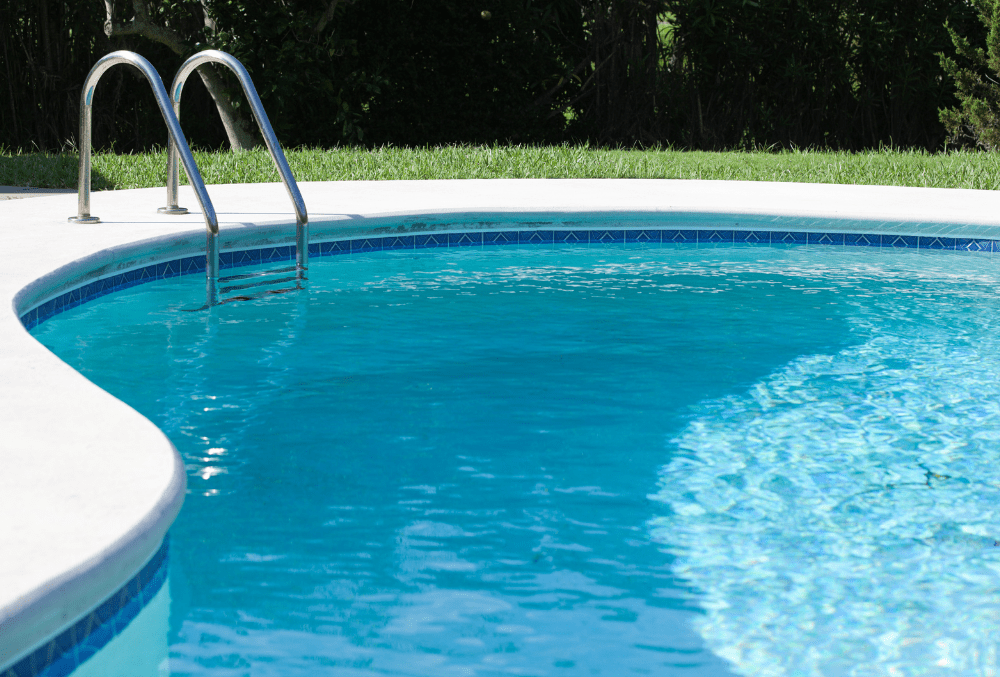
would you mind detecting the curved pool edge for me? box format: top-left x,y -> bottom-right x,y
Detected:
3,178 -> 1000,672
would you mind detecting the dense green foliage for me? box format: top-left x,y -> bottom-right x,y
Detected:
0,0 -> 232,151
209,0 -> 583,146
0,0 -> 993,152
941,0 -> 1000,149
6,146 -> 1000,191
664,0 -> 980,150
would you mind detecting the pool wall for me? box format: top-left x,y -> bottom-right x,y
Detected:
3,179 -> 1000,675
17,213 -> 1000,332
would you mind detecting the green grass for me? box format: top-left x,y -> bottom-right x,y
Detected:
4,145 -> 1000,191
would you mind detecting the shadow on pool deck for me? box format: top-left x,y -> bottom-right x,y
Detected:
0,185 -> 76,200
0,151 -> 115,196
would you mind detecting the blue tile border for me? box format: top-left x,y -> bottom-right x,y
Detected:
20,228 -> 998,331
4,538 -> 169,677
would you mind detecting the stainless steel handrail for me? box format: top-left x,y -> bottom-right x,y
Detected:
164,50 -> 309,282
69,51 -> 221,306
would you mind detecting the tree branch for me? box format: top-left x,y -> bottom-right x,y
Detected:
314,0 -> 341,35
106,0 -> 259,150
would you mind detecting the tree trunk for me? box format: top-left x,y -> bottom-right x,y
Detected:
314,0 -> 341,35
39,0 -> 53,71
194,64 -> 259,150
106,0 -> 259,150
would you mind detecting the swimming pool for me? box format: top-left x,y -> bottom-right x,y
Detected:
30,237 -> 1000,675
5,180 -> 1000,676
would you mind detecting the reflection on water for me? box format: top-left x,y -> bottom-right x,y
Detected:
650,285 -> 1000,675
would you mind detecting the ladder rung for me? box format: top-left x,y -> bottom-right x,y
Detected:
219,286 -> 298,304
219,265 -> 297,283
221,276 -> 299,295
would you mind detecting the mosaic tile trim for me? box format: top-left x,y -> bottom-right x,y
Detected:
3,539 -> 168,677
20,228 -> 999,330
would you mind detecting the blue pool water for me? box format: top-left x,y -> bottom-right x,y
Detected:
31,242 -> 1000,675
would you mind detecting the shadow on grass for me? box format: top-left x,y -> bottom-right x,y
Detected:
0,152 -> 115,190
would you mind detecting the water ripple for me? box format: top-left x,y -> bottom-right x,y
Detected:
650,315 -> 1000,675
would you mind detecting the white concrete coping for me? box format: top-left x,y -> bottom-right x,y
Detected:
3,178 -> 1000,670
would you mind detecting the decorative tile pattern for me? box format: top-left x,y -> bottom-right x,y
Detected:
21,254 -> 206,330
449,232 -> 482,247
263,246 -> 293,262
414,234 -> 446,249
809,232 -> 843,246
3,539 -> 169,677
557,230 -> 588,244
845,233 -> 877,247
320,240 -> 349,255
483,231 -> 518,245
703,230 -> 735,244
593,230 -> 625,244
773,231 -> 809,245
667,230 -> 699,243
884,234 -> 918,248
382,236 -> 415,251
739,231 -> 770,244
519,230 -> 554,244
625,230 -> 659,243
352,238 -> 381,253
19,227 -> 998,331
920,237 -> 951,250
962,238 -> 994,252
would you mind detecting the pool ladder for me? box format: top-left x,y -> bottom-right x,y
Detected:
69,50 -> 308,307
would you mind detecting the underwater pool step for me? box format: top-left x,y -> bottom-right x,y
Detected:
183,281 -> 300,310
219,265 -> 297,283
198,265 -> 305,309
220,274 -> 299,295
218,285 -> 299,304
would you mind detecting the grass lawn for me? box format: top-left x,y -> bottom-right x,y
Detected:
2,145 -> 1000,191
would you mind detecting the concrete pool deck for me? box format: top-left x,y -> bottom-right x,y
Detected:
4,177 -> 1000,671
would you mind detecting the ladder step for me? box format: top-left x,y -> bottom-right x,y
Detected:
219,265 -> 297,283
221,275 -> 299,295
219,286 -> 298,304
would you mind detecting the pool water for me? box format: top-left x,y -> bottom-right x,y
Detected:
31,243 -> 1000,676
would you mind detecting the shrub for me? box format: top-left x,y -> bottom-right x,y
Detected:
662,0 -> 974,150
940,0 -> 1000,149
